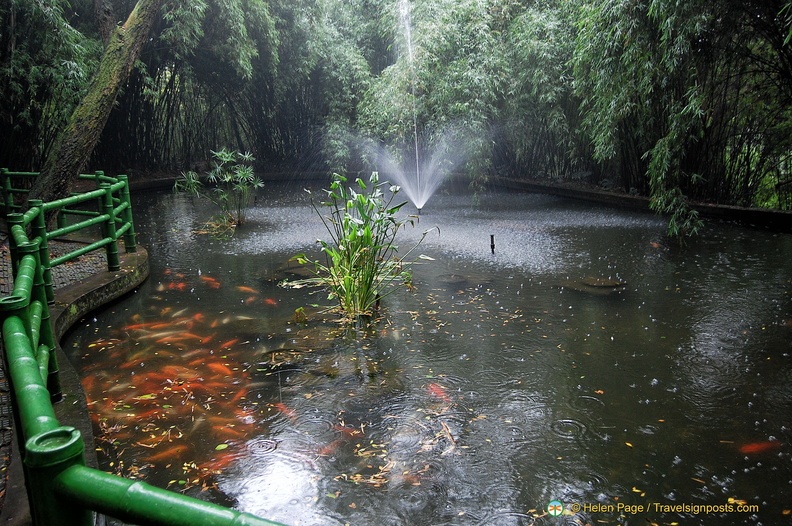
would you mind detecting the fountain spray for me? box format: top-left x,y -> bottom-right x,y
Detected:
401,0 -> 422,209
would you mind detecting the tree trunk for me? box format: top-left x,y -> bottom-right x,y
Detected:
95,0 -> 116,46
28,0 -> 163,204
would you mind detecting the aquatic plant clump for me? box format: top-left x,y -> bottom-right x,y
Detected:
173,148 -> 263,233
284,172 -> 435,321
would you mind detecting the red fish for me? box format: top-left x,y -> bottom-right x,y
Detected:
263,298 -> 278,306
197,451 -> 245,473
318,437 -> 345,457
143,444 -> 187,463
207,363 -> 234,376
237,286 -> 258,294
739,441 -> 782,454
229,388 -> 248,404
272,402 -> 297,422
427,382 -> 451,403
219,339 -> 239,349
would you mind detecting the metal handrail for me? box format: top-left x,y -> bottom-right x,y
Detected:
0,171 -> 286,526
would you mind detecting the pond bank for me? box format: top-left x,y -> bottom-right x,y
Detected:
491,176 -> 792,232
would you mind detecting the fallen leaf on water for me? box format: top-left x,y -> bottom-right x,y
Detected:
215,443 -> 229,451
625,442 -> 633,448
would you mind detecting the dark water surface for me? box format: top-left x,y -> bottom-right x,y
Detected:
64,183 -> 792,525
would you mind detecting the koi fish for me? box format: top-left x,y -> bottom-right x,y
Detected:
212,425 -> 245,439
207,362 -> 234,376
427,382 -> 451,403
237,286 -> 258,294
272,402 -> 297,422
143,444 -> 188,463
122,322 -> 164,330
739,441 -> 781,454
219,339 -> 239,349
263,298 -> 278,306
197,451 -> 245,473
228,388 -> 248,404
318,437 -> 345,457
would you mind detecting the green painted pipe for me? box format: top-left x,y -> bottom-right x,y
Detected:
2,316 -> 59,439
55,465 -> 288,526
24,427 -> 94,526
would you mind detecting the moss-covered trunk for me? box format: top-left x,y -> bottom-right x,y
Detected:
29,0 -> 163,204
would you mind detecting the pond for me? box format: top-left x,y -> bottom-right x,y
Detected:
63,181 -> 792,525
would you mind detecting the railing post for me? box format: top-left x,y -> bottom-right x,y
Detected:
117,175 -> 137,253
27,199 -> 55,304
99,183 -> 120,271
1,168 -> 13,213
12,241 -> 62,399
6,212 -> 24,280
24,427 -> 94,526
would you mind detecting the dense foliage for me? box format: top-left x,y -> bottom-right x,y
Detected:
3,0 -> 792,231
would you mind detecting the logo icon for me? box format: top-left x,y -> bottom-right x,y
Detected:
547,500 -> 564,516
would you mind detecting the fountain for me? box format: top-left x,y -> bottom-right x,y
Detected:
366,0 -> 467,213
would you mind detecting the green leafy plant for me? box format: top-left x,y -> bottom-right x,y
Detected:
173,148 -> 263,234
283,172 -> 435,322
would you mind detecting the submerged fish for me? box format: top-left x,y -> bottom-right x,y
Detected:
739,441 -> 782,454
427,382 -> 452,404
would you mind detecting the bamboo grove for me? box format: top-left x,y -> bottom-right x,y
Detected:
2,0 -> 792,231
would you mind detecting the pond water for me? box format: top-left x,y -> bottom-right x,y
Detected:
63,182 -> 792,525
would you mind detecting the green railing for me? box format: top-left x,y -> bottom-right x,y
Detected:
0,170 -> 285,526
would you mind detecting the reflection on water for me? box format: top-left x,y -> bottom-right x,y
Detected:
63,184 -> 792,525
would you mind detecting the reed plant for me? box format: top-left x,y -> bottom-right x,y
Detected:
285,172 -> 434,321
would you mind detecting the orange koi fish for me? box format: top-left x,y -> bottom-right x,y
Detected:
237,286 -> 258,294
263,298 -> 278,306
143,445 -> 188,463
427,382 -> 452,403
739,441 -> 782,454
198,451 -> 245,473
272,402 -> 297,423
212,425 -> 245,439
207,363 -> 234,376
219,339 -> 239,349
318,437 -> 345,457
229,388 -> 248,404
122,322 -> 163,330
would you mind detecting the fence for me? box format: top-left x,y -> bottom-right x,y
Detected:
0,170 -> 285,526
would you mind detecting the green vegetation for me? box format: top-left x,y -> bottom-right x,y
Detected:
4,0 -> 792,238
173,148 -> 262,235
284,172 -> 434,321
